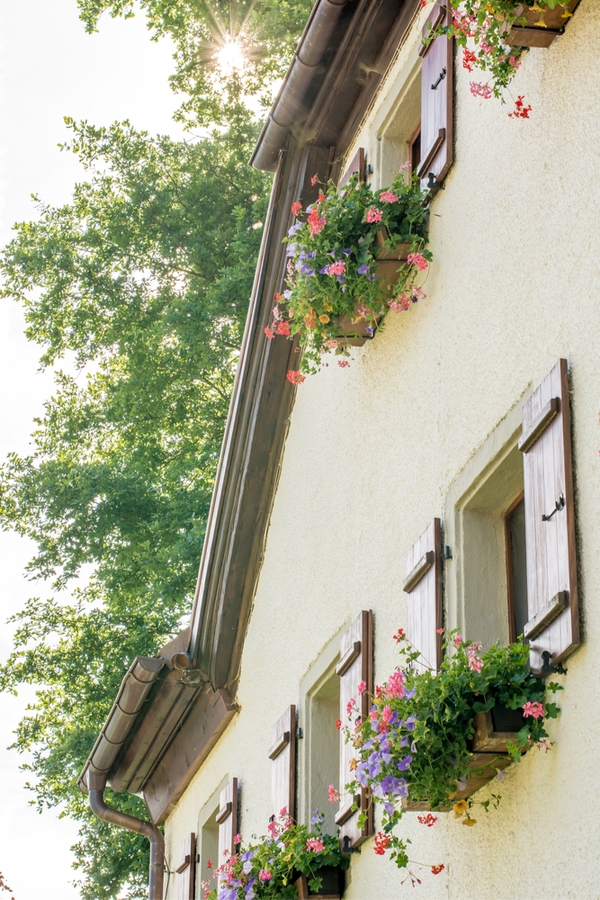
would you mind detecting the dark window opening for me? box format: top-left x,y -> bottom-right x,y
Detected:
506,495 -> 528,642
410,125 -> 421,175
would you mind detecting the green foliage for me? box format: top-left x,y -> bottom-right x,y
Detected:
277,172 -> 431,376
74,0 -> 313,126
345,630 -> 562,871
0,113 -> 270,897
204,811 -> 349,900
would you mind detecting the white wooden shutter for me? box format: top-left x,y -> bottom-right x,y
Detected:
216,778 -> 238,863
418,3 -> 453,189
518,359 -> 579,673
175,833 -> 196,900
339,147 -> 365,187
403,518 -> 443,673
334,610 -> 373,849
269,705 -> 296,821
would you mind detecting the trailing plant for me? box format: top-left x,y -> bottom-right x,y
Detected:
204,810 -> 349,900
425,0 -> 575,115
341,629 -> 562,872
265,170 -> 431,380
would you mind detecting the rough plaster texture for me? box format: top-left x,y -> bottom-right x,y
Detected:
164,3 -> 600,897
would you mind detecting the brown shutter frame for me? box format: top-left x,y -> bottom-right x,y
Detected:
338,147 -> 366,188
404,518 -> 443,673
335,610 -> 373,849
176,833 -> 196,900
518,359 -> 579,673
269,705 -> 296,821
217,778 -> 238,863
418,3 -> 453,189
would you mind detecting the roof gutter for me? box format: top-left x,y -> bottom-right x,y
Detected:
78,656 -> 165,795
250,0 -> 349,172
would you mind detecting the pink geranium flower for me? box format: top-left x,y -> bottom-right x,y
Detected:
407,252 -> 428,271
259,869 -> 272,882
327,261 -> 346,276
523,701 -> 545,719
366,207 -> 383,223
306,838 -> 325,852
470,81 -> 493,99
385,670 -> 405,699
357,680 -> 367,694
328,784 -> 340,803
379,190 -> 399,202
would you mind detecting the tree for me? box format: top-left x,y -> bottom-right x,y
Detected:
74,0 -> 313,126
0,112 -> 270,898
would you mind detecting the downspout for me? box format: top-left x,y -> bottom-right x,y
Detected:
88,771 -> 165,900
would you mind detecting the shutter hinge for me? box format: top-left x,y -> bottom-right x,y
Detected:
297,726 -> 303,740
540,651 -> 567,676
342,836 -> 361,855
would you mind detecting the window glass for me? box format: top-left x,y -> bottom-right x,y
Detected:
507,498 -> 529,641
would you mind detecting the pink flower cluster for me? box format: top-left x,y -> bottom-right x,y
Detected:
306,838 -> 325,852
523,701 -> 545,719
379,190 -> 399,203
327,261 -> 346,277
259,869 -> 272,882
328,784 -> 340,803
466,641 -> 483,673
407,252 -> 428,271
470,81 -> 493,100
366,207 -> 383,224
385,669 -> 405,699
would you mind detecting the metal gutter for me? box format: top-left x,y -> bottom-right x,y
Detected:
250,0 -> 349,172
78,656 -> 164,795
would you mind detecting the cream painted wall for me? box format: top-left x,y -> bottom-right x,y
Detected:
164,2 -> 600,897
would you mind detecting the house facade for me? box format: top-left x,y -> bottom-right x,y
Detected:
79,1 -> 600,898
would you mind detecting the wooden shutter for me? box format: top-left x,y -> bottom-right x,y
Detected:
403,518 -> 443,673
334,610 -> 373,849
518,359 -> 579,673
418,3 -> 453,189
269,705 -> 296,821
216,778 -> 238,863
175,833 -> 196,900
339,147 -> 365,187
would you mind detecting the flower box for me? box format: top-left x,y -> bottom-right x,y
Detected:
507,0 -> 581,49
293,865 -> 344,899
405,705 -> 525,810
333,233 -> 412,347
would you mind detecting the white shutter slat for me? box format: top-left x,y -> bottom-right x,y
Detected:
418,3 -> 453,189
269,705 -> 296,821
335,610 -> 373,849
404,518 -> 442,673
519,359 -> 579,673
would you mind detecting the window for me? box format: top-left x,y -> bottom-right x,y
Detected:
298,640 -> 341,835
445,359 -> 579,674
197,776 -> 236,894
444,401 -> 526,648
505,494 -> 529,642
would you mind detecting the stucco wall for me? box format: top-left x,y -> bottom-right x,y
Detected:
164,2 -> 600,897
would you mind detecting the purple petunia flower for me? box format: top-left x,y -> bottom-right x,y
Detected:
357,265 -> 370,275
286,242 -> 297,257
397,754 -> 412,771
320,265 -> 330,274
283,289 -> 292,299
300,264 -> 315,275
342,248 -> 352,255
405,716 -> 416,731
365,326 -> 374,337
367,274 -> 375,281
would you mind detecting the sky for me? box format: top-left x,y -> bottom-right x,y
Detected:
0,2 -> 185,896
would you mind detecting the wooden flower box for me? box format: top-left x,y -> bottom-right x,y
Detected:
507,0 -> 581,49
405,706 -> 525,810
294,865 -> 344,899
334,231 -> 410,346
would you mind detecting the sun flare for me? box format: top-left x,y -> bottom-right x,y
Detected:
217,37 -> 246,76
